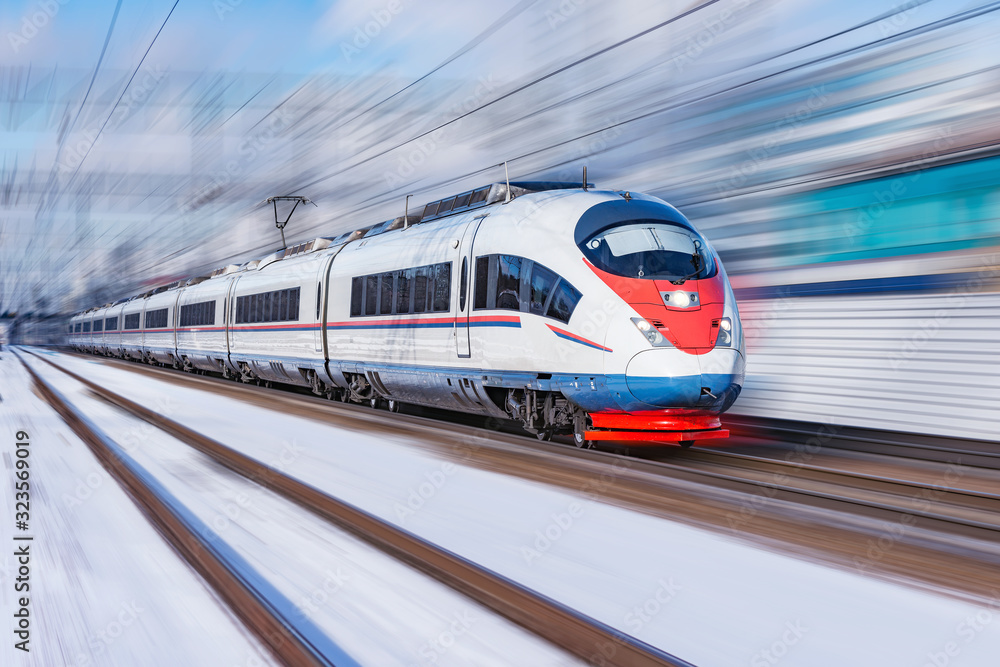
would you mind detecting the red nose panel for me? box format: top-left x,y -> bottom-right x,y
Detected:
585,258 -> 724,354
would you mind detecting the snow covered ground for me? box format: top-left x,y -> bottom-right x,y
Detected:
16,348 -> 1000,666
19,349 -> 582,667
0,352 -> 276,667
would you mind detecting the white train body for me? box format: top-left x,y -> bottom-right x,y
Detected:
71,183 -> 745,444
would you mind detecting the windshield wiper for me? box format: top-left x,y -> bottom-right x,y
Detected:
670,254 -> 703,284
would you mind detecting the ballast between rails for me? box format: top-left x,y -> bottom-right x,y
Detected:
23,348 -> 692,667
15,349 -> 340,667
46,346 -> 1000,602
67,180 -> 745,447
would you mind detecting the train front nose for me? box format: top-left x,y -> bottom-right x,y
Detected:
622,348 -> 745,411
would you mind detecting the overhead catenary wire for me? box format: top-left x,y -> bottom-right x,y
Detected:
61,0 -> 182,192
289,0 -> 727,195
246,0 -> 997,255
16,1 -> 998,308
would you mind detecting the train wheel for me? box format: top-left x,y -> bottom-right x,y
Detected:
535,428 -> 554,441
386,399 -> 399,413
679,440 -> 694,449
572,410 -> 591,448
369,397 -> 382,410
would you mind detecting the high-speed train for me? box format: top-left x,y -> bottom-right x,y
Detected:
68,181 -> 745,447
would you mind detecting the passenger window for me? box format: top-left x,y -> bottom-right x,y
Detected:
495,255 -> 522,311
460,258 -> 468,312
433,263 -> 451,312
546,280 -> 582,324
379,272 -> 394,315
413,271 -> 428,313
350,278 -> 363,316
474,256 -> 489,310
529,263 -> 557,316
365,275 -> 378,315
395,270 -> 410,314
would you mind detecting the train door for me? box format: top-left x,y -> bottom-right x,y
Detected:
224,276 -> 241,368
455,216 -> 486,358
315,251 -> 341,358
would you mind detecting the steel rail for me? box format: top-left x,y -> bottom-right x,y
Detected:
40,348 -> 1000,600
23,348 -> 691,667
15,350 -> 340,667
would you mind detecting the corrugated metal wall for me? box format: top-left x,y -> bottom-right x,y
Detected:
731,292 -> 1000,441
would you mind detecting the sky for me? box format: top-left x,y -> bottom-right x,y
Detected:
0,0 -> 994,313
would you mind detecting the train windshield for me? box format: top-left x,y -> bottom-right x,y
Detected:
580,219 -> 716,281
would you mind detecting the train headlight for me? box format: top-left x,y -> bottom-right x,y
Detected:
715,317 -> 733,347
661,291 -> 698,309
631,318 -> 673,347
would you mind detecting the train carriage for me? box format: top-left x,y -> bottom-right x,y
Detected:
325,211 -> 487,411
92,305 -> 109,354
103,301 -> 125,356
81,310 -> 96,352
120,296 -> 146,360
71,181 -> 744,446
68,313 -> 82,349
227,239 -> 334,387
141,285 -> 181,365
174,269 -> 237,374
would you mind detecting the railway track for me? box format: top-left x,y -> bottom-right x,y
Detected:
17,348 -> 688,667
31,347 -> 1000,602
724,416 -> 1000,470
669,448 -> 1000,534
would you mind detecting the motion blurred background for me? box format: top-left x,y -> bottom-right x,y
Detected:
2,0 -> 998,439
